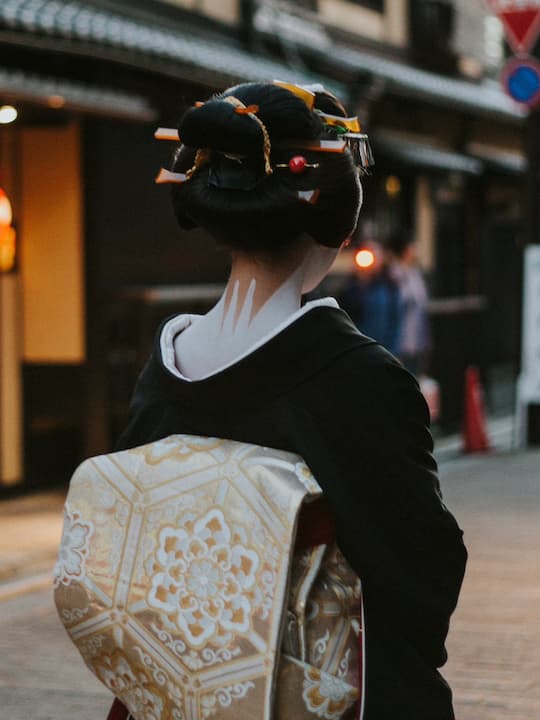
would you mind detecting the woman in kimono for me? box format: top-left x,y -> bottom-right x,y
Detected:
106,82 -> 466,719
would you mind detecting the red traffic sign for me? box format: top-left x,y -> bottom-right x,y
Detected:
501,55 -> 540,106
488,1 -> 540,53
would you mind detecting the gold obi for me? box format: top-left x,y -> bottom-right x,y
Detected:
54,435 -> 364,720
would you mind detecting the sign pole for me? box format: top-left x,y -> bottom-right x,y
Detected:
488,2 -> 540,443
520,32 -> 540,443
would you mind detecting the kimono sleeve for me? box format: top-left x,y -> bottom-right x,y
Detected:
319,352 -> 467,669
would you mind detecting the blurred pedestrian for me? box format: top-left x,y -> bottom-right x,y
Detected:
388,230 -> 431,376
340,241 -> 404,355
54,82 -> 465,720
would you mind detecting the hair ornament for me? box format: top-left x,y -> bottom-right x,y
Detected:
223,96 -> 272,175
155,168 -> 187,184
234,104 -> 260,115
194,99 -> 260,116
186,148 -> 212,179
272,80 -> 316,109
296,189 -> 320,205
316,111 -> 361,133
282,138 -> 347,153
276,155 -> 319,174
343,132 -> 375,175
154,127 -> 180,141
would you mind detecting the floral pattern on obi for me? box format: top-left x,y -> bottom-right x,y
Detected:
148,509 -> 259,647
302,666 -> 358,720
54,435 -> 343,720
94,649 -> 169,720
53,503 -> 93,588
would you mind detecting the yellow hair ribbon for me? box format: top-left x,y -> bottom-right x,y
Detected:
273,80 -> 316,109
317,112 -> 361,133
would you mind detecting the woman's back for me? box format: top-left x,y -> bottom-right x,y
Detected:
115,303 -> 466,718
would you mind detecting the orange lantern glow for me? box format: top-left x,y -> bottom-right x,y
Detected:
0,226 -> 16,273
355,248 -> 375,269
0,187 -> 16,272
0,188 -> 13,226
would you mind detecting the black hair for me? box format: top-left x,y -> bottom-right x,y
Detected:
170,82 -> 362,250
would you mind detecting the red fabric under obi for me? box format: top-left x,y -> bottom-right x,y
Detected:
294,497 -> 335,550
106,699 -> 129,720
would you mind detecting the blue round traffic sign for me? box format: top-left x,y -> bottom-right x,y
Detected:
502,57 -> 540,107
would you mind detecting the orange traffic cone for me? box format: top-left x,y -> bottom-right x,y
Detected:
462,365 -> 491,454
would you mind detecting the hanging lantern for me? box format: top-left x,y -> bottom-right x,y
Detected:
0,188 -> 13,227
0,187 -> 16,273
0,226 -> 16,273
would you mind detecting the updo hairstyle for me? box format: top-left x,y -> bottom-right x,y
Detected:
170,82 -> 362,251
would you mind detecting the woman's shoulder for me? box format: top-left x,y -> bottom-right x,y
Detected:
330,330 -> 410,383
316,334 -> 427,421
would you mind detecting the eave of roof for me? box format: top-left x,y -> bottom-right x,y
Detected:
332,44 -> 526,124
374,133 -> 484,175
0,0 -> 344,95
253,15 -> 526,124
0,65 -> 156,120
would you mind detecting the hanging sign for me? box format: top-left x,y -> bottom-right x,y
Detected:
501,55 -> 540,105
487,1 -> 540,53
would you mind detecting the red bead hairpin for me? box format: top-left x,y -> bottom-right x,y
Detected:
275,155 -> 319,174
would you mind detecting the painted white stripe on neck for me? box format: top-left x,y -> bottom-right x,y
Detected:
160,297 -> 338,382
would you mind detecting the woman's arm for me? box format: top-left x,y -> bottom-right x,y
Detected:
316,350 -> 467,668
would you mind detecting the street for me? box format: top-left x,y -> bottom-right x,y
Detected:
442,450 -> 540,720
0,449 -> 538,720
0,589 -> 111,720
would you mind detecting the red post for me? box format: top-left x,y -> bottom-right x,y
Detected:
462,366 -> 491,454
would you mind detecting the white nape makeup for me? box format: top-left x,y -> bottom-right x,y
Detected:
232,277 -> 257,332
171,240 -> 341,381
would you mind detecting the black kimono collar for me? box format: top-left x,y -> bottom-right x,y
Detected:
152,305 -> 375,410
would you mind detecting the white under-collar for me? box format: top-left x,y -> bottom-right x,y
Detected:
160,297 -> 338,382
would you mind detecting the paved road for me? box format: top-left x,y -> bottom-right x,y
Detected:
441,450 -> 540,720
0,449 -> 538,719
0,589 -> 111,720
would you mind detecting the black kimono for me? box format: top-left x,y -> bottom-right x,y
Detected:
115,304 -> 467,720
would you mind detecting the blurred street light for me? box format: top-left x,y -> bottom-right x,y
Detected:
0,105 -> 17,124
355,249 -> 375,269
385,175 -> 402,198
